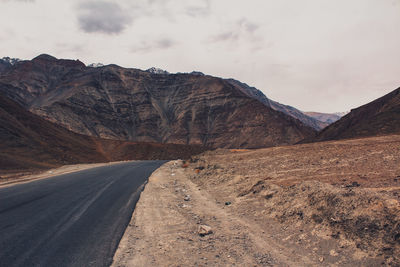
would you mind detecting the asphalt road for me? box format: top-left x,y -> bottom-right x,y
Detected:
0,160 -> 166,267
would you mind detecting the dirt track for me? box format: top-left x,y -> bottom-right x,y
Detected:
113,135 -> 400,266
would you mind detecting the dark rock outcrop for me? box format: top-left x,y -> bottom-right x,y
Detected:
0,55 -> 316,149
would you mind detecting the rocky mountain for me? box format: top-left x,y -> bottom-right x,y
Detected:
0,57 -> 22,74
0,58 -> 13,73
1,57 -> 21,65
0,54 -> 316,149
0,93 -> 204,172
88,63 -> 105,68
190,71 -> 205,76
304,112 -> 344,124
146,67 -> 170,75
308,87 -> 400,142
225,79 -> 328,130
0,61 -> 10,74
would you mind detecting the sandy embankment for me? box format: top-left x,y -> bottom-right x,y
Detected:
113,135 -> 400,266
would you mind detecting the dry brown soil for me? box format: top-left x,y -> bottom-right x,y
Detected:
114,135 -> 400,266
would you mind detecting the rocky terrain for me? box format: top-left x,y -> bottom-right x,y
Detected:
113,135 -> 400,266
0,54 -> 316,148
309,87 -> 400,142
0,93 -> 204,174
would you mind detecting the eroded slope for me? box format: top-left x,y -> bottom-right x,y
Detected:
0,55 -> 316,148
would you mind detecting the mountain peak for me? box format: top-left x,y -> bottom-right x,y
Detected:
146,67 -> 169,75
32,54 -> 85,68
190,71 -> 204,76
32,54 -> 57,62
1,57 -> 21,65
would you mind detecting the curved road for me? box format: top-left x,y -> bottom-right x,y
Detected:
0,160 -> 166,267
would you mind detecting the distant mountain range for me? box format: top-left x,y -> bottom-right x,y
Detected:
304,112 -> 347,125
224,79 -> 333,130
0,54 -> 316,149
1,54 -> 398,171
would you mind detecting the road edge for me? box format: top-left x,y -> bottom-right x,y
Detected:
111,161 -> 170,266
0,161 -> 135,188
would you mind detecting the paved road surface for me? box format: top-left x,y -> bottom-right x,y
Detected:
0,161 -> 166,267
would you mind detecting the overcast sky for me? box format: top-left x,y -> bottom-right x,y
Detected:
1,0 -> 399,112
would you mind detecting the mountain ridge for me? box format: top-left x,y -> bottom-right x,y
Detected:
0,54 -> 316,149
306,87 -> 400,142
224,79 -> 329,130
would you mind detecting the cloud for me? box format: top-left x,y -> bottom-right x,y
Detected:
210,18 -> 262,45
0,0 -> 35,2
211,31 -> 239,42
238,18 -> 259,33
185,0 -> 210,17
55,43 -> 85,54
131,38 -> 176,54
77,1 -> 133,34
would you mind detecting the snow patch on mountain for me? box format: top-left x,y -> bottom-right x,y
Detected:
146,67 -> 170,75
87,63 -> 105,68
1,57 -> 21,65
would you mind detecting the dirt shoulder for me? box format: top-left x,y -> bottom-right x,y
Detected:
112,161 -> 315,266
113,135 -> 400,266
0,161 -> 131,188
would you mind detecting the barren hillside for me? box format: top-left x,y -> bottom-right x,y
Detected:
0,54 -> 316,148
0,93 -> 205,174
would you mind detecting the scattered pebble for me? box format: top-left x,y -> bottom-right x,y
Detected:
330,250 -> 339,256
198,225 -> 213,236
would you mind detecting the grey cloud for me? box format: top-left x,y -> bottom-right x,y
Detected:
185,0 -> 210,17
210,18 -> 261,44
135,0 -> 210,19
238,18 -> 259,33
77,1 -> 132,34
0,0 -> 35,2
131,38 -> 176,54
211,31 -> 239,42
186,6 -> 209,17
156,39 -> 174,49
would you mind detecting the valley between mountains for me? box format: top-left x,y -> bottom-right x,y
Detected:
1,55 -> 399,266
